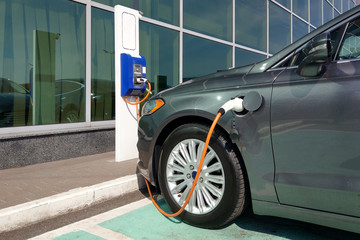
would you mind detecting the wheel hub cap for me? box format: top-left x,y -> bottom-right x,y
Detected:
166,139 -> 225,214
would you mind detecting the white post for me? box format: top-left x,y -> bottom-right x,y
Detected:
114,5 -> 142,162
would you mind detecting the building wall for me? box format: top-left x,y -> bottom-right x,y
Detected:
0,0 -> 357,168
0,128 -> 115,169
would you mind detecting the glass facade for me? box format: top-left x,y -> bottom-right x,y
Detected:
0,0 -> 357,130
235,0 -> 267,52
0,0 -> 85,127
183,34 -> 232,80
91,8 -> 115,121
269,2 -> 291,54
184,0 -> 232,41
235,49 -> 266,68
140,22 -> 179,92
310,0 -> 322,27
293,16 -> 309,42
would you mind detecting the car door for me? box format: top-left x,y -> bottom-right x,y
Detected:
271,18 -> 360,217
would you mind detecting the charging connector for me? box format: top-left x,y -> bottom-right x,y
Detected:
218,97 -> 244,115
135,77 -> 148,84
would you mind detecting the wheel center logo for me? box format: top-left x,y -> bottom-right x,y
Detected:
192,171 -> 197,179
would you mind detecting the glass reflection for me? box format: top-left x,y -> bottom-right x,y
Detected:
0,0 -> 85,127
293,16 -> 309,42
235,48 -> 266,67
275,0 -> 290,9
184,0 -> 232,41
293,0 -> 308,20
269,2 -> 291,54
91,8 -> 115,121
310,0 -> 322,27
183,34 -> 232,81
235,0 -> 266,52
324,1 -> 333,23
343,0 -> 350,12
140,22 -> 179,93
93,0 -> 134,8
94,0 -> 179,25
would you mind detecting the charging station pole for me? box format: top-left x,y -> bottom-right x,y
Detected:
114,5 -> 142,162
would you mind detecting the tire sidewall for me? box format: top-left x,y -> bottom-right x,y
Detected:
158,123 -> 242,228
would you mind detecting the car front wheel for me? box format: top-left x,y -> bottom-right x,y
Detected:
158,122 -> 248,228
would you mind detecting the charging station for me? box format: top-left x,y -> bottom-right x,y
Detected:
114,5 -> 146,162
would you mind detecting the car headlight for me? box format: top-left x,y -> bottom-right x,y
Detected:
142,99 -> 165,116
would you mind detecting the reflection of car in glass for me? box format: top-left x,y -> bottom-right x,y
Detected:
137,6 -> 360,233
0,77 -> 115,127
55,79 -> 85,123
91,79 -> 115,121
56,78 -> 115,123
0,78 -> 32,127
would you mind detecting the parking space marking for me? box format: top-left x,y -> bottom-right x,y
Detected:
30,197 -> 354,240
30,198 -> 151,240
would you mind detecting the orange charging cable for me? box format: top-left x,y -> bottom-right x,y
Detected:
144,112 -> 223,217
125,81 -> 152,106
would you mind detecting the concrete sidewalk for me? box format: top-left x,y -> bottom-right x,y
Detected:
0,152 -> 145,233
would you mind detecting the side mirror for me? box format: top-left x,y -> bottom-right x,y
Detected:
297,32 -> 332,77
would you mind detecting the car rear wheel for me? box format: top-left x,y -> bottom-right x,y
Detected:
158,123 -> 248,228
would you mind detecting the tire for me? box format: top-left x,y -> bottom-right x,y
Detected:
62,108 -> 79,123
158,122 -> 248,228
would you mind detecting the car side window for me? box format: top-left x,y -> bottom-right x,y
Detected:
275,26 -> 344,69
337,18 -> 360,60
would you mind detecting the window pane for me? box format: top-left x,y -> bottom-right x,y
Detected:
235,0 -> 267,52
338,19 -> 360,60
94,0 -> 179,25
324,1 -> 333,23
334,0 -> 341,11
343,0 -> 350,12
293,0 -> 308,20
139,0 -> 179,26
235,49 -> 266,67
91,8 -> 115,121
269,2 -> 291,54
0,0 -> 85,127
92,0 -> 134,8
184,0 -> 232,41
140,22 -> 179,93
310,0 -> 322,27
275,0 -> 290,9
183,34 -> 232,81
293,16 -> 309,42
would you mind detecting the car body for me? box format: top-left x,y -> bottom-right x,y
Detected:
0,78 -> 33,127
137,6 -> 360,233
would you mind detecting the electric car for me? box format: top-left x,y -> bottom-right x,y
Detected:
137,6 -> 360,234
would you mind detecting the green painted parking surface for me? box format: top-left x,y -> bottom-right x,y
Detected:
49,199 -> 358,240
53,230 -> 105,240
99,200 -> 325,240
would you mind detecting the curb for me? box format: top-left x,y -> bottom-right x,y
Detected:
0,174 -> 145,233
